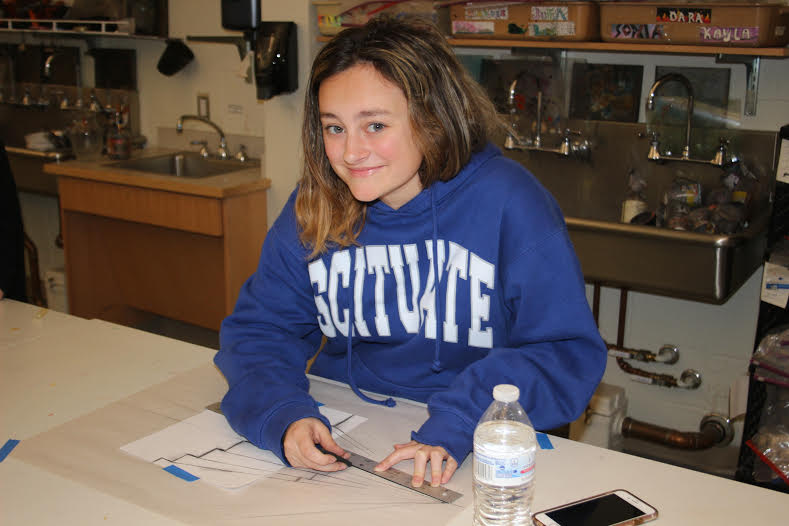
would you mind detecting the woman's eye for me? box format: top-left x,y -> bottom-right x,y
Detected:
367,122 -> 385,133
324,125 -> 343,135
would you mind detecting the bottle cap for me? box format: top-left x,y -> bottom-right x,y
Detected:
493,384 -> 519,403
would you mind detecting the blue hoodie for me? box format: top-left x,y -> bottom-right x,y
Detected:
215,143 -> 607,466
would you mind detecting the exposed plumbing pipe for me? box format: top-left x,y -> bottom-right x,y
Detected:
592,282 -> 701,388
588,282 -> 732,450
621,414 -> 732,449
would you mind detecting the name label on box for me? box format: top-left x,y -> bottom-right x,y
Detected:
700,26 -> 759,43
610,24 -> 665,39
656,8 -> 711,24
531,6 -> 569,21
464,6 -> 508,20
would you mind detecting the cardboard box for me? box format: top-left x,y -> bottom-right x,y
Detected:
314,1 -> 439,36
600,2 -> 789,47
448,1 -> 599,41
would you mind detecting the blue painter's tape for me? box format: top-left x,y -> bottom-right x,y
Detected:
537,433 -> 554,450
0,439 -> 20,462
163,464 -> 199,482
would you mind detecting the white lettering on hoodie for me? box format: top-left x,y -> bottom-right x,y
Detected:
308,240 -> 495,349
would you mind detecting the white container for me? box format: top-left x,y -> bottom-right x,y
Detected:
45,267 -> 69,314
473,384 -> 536,525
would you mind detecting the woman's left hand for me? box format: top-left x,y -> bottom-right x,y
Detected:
374,440 -> 458,487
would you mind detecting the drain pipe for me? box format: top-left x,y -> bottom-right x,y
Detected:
589,282 -> 733,450
621,414 -> 734,449
592,283 -> 701,389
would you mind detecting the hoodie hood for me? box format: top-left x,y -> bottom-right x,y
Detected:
341,143 -> 502,407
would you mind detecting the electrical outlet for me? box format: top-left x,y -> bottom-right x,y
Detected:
228,104 -> 243,114
197,93 -> 210,119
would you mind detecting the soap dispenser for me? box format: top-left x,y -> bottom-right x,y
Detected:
254,22 -> 297,100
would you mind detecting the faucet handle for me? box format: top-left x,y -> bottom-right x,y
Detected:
235,144 -> 248,162
563,129 -> 591,160
191,139 -> 210,159
216,144 -> 230,160
711,137 -> 730,166
637,130 -> 660,142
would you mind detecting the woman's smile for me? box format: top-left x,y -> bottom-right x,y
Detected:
319,63 -> 424,210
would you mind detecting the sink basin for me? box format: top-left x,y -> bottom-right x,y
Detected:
109,152 -> 256,178
502,122 -> 778,304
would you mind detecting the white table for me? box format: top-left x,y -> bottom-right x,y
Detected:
2,299 -> 787,525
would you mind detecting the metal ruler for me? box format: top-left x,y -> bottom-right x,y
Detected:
331,447 -> 463,504
207,404 -> 463,504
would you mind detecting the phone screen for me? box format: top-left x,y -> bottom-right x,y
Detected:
543,493 -> 647,526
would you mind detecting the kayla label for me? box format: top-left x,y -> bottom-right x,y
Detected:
700,26 -> 759,43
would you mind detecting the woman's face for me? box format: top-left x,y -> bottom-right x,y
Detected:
319,63 -> 423,210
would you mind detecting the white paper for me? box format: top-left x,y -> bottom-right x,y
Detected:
120,409 -> 244,463
122,407 -> 367,491
760,262 -> 789,308
729,374 -> 750,420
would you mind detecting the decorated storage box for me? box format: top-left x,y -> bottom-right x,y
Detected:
599,2 -> 789,47
447,1 -> 599,41
314,1 -> 439,36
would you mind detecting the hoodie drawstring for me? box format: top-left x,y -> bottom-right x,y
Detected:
344,185 -> 444,408
346,271 -> 396,407
430,186 -> 443,373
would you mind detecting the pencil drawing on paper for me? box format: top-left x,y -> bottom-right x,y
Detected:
120,405 -> 447,506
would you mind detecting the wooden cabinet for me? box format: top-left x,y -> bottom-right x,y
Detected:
49,159 -> 269,331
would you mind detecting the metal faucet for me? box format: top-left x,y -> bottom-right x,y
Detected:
644,73 -> 731,166
506,72 -> 543,148
646,73 -> 694,160
43,49 -> 82,108
2,51 -> 16,103
176,115 -> 230,159
88,91 -> 110,113
503,72 -> 591,160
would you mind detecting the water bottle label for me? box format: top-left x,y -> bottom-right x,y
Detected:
474,451 -> 535,487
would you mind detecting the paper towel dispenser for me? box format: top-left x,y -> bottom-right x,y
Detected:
254,22 -> 297,100
221,0 -> 260,31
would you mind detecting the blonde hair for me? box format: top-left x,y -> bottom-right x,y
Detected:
296,15 -> 502,257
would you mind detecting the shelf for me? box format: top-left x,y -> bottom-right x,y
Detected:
0,17 -> 168,41
318,34 -> 788,57
0,17 -> 135,37
445,38 -> 789,57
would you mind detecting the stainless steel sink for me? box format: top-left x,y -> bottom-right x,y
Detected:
502,122 -> 778,304
109,152 -> 256,178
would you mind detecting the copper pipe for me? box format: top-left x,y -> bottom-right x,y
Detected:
622,417 -> 725,450
616,358 -> 678,387
617,288 -> 628,349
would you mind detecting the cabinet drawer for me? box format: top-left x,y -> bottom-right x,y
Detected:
59,177 -> 223,236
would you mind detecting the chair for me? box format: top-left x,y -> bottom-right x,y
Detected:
1,140 -> 46,306
24,232 -> 47,307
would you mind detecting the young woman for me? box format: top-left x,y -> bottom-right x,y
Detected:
215,15 -> 606,488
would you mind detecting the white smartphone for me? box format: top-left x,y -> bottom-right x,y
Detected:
532,489 -> 658,526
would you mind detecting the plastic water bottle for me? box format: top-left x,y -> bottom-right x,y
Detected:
473,384 -> 536,526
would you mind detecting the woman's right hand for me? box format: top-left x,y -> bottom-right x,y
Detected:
282,417 -> 350,471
